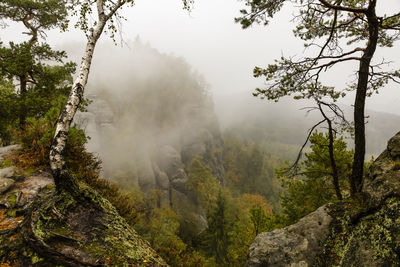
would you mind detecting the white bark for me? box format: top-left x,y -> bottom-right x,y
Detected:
50,0 -> 126,188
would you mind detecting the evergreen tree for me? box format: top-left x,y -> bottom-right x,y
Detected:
203,190 -> 230,266
249,206 -> 269,236
279,132 -> 353,224
0,0 -> 76,135
0,78 -> 17,145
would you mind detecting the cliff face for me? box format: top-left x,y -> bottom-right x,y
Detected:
0,145 -> 166,266
246,132 -> 400,266
78,94 -> 224,233
75,42 -> 225,233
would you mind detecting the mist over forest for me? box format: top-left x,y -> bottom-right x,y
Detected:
1,0 -> 400,266
72,39 -> 400,172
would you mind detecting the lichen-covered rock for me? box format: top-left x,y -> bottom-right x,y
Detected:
0,166 -> 16,179
0,178 -> 14,194
0,151 -> 167,266
246,206 -> 332,267
387,131 -> 400,158
0,145 -> 21,155
0,145 -> 20,194
247,131 -> 400,266
316,132 -> 400,266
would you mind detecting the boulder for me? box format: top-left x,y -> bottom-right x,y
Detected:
0,178 -> 15,194
0,144 -> 21,155
246,206 -> 332,267
0,166 -> 16,179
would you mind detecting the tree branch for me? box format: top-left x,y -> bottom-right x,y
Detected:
318,0 -> 367,14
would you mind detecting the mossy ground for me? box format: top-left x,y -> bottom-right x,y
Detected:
1,178 -> 167,266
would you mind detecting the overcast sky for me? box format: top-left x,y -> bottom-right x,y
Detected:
2,0 -> 400,114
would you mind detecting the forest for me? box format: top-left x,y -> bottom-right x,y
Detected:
0,0 -> 400,266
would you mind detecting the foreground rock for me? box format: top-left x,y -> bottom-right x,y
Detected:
0,146 -> 167,266
247,206 -> 332,267
0,146 -> 19,194
246,131 -> 400,266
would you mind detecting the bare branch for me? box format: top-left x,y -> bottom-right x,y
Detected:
287,119 -> 327,174
318,0 -> 367,14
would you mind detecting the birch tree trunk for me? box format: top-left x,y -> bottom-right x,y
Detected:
50,0 -> 127,193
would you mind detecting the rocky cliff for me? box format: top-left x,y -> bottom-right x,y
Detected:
0,145 -> 166,266
246,131 -> 400,266
75,41 -> 225,233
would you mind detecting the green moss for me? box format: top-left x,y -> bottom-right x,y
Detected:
316,197 -> 400,266
23,185 -> 166,266
6,208 -> 17,217
6,192 -> 17,207
24,168 -> 35,176
0,157 -> 12,168
31,253 -> 42,264
392,161 -> 400,171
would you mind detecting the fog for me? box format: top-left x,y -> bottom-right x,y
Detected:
2,0 -> 399,117
70,41 -> 224,191
2,0 -> 400,166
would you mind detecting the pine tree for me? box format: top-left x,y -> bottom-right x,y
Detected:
204,190 -> 230,266
0,0 -> 74,128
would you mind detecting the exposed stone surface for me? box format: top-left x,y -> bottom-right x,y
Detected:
77,93 -> 225,232
0,166 -> 16,179
387,131 -> 400,158
0,144 -> 21,155
0,145 -> 20,167
0,150 -> 167,266
246,206 -> 332,267
0,145 -> 21,194
0,178 -> 14,194
247,132 -> 400,267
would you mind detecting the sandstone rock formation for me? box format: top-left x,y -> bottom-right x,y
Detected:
246,131 -> 400,266
247,206 -> 332,267
0,145 -> 167,266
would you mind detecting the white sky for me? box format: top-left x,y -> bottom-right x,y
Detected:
2,0 -> 400,114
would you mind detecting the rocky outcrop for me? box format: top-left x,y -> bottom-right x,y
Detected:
76,83 -> 225,233
78,97 -> 223,232
247,206 -> 332,267
73,41 -> 226,233
0,145 -> 167,266
0,145 -> 19,194
246,131 -> 400,266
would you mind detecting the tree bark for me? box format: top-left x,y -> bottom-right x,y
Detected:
350,2 -> 379,195
18,15 -> 37,129
327,119 -> 342,200
318,103 -> 342,200
19,75 -> 27,128
49,15 -> 107,193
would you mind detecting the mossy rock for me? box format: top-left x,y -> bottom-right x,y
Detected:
315,196 -> 400,266
1,184 -> 167,266
246,132 -> 400,267
315,133 -> 400,266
